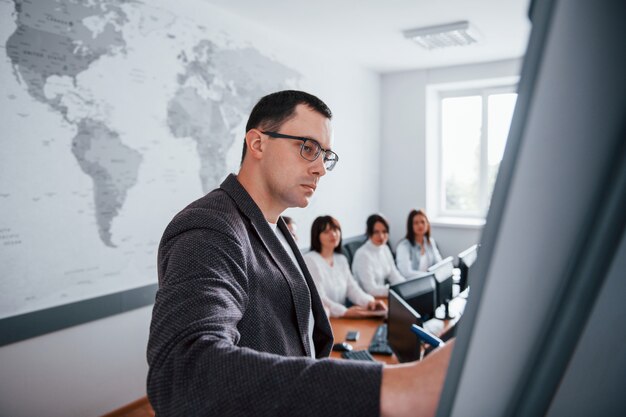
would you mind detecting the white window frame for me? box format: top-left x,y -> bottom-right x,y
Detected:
426,77 -> 519,227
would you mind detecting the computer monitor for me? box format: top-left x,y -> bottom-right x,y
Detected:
458,244 -> 479,293
389,274 -> 437,322
388,289 -> 422,363
427,256 -> 455,319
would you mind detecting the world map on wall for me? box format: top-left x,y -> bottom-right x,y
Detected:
0,0 -> 300,318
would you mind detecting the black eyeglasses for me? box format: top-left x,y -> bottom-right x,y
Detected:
262,131 -> 339,171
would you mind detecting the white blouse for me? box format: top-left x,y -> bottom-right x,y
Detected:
304,251 -> 374,317
352,240 -> 406,297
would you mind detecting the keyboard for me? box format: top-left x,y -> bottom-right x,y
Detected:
342,349 -> 376,362
368,324 -> 394,356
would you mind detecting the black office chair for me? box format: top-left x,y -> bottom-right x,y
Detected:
341,235 -> 367,269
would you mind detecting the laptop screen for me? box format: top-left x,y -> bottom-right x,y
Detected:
388,289 -> 422,363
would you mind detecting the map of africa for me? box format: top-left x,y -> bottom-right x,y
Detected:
0,0 -> 300,318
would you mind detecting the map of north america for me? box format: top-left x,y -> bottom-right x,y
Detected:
0,0 -> 300,317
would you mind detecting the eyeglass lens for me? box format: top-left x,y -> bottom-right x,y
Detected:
300,139 -> 338,171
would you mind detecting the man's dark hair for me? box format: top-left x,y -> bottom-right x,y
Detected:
310,215 -> 343,254
366,214 -> 390,237
241,90 -> 332,163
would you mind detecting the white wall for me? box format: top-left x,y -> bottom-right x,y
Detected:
0,1 -> 380,416
380,59 -> 523,257
0,307 -> 152,417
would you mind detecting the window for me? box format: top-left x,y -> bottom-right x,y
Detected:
427,81 -> 517,222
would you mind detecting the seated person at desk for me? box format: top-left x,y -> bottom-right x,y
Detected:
396,209 -> 442,278
304,215 -> 387,318
353,214 -> 406,296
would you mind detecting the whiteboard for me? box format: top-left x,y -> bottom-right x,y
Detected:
438,0 -> 626,415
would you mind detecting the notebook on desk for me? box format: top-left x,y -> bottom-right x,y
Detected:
423,318 -> 444,335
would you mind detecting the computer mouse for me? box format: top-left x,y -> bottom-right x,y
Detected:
332,342 -> 353,352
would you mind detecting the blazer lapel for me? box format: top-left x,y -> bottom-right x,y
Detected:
250,219 -> 313,355
278,219 -> 334,356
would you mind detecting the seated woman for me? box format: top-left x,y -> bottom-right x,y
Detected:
304,215 -> 387,318
395,209 -> 443,278
352,214 -> 405,297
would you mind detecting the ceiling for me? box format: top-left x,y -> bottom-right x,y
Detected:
203,0 -> 532,73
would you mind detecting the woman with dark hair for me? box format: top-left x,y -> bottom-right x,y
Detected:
304,215 -> 387,318
395,209 -> 443,278
352,214 -> 405,297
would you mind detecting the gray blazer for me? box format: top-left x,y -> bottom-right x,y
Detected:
147,174 -> 382,417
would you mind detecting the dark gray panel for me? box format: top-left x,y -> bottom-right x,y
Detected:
546,225 -> 626,416
0,284 -> 157,346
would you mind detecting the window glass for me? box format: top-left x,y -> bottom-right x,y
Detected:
441,95 -> 482,212
487,93 -> 517,203
435,88 -> 517,219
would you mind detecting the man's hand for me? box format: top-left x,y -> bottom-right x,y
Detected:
380,340 -> 455,417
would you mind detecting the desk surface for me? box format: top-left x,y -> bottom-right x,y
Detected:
328,294 -> 466,365
329,315 -> 398,364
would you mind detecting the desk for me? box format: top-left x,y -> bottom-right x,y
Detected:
329,315 -> 398,364
328,294 -> 466,365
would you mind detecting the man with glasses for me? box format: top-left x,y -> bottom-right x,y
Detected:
148,90 -> 453,417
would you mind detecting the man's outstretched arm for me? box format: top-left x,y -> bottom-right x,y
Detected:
380,340 -> 455,417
